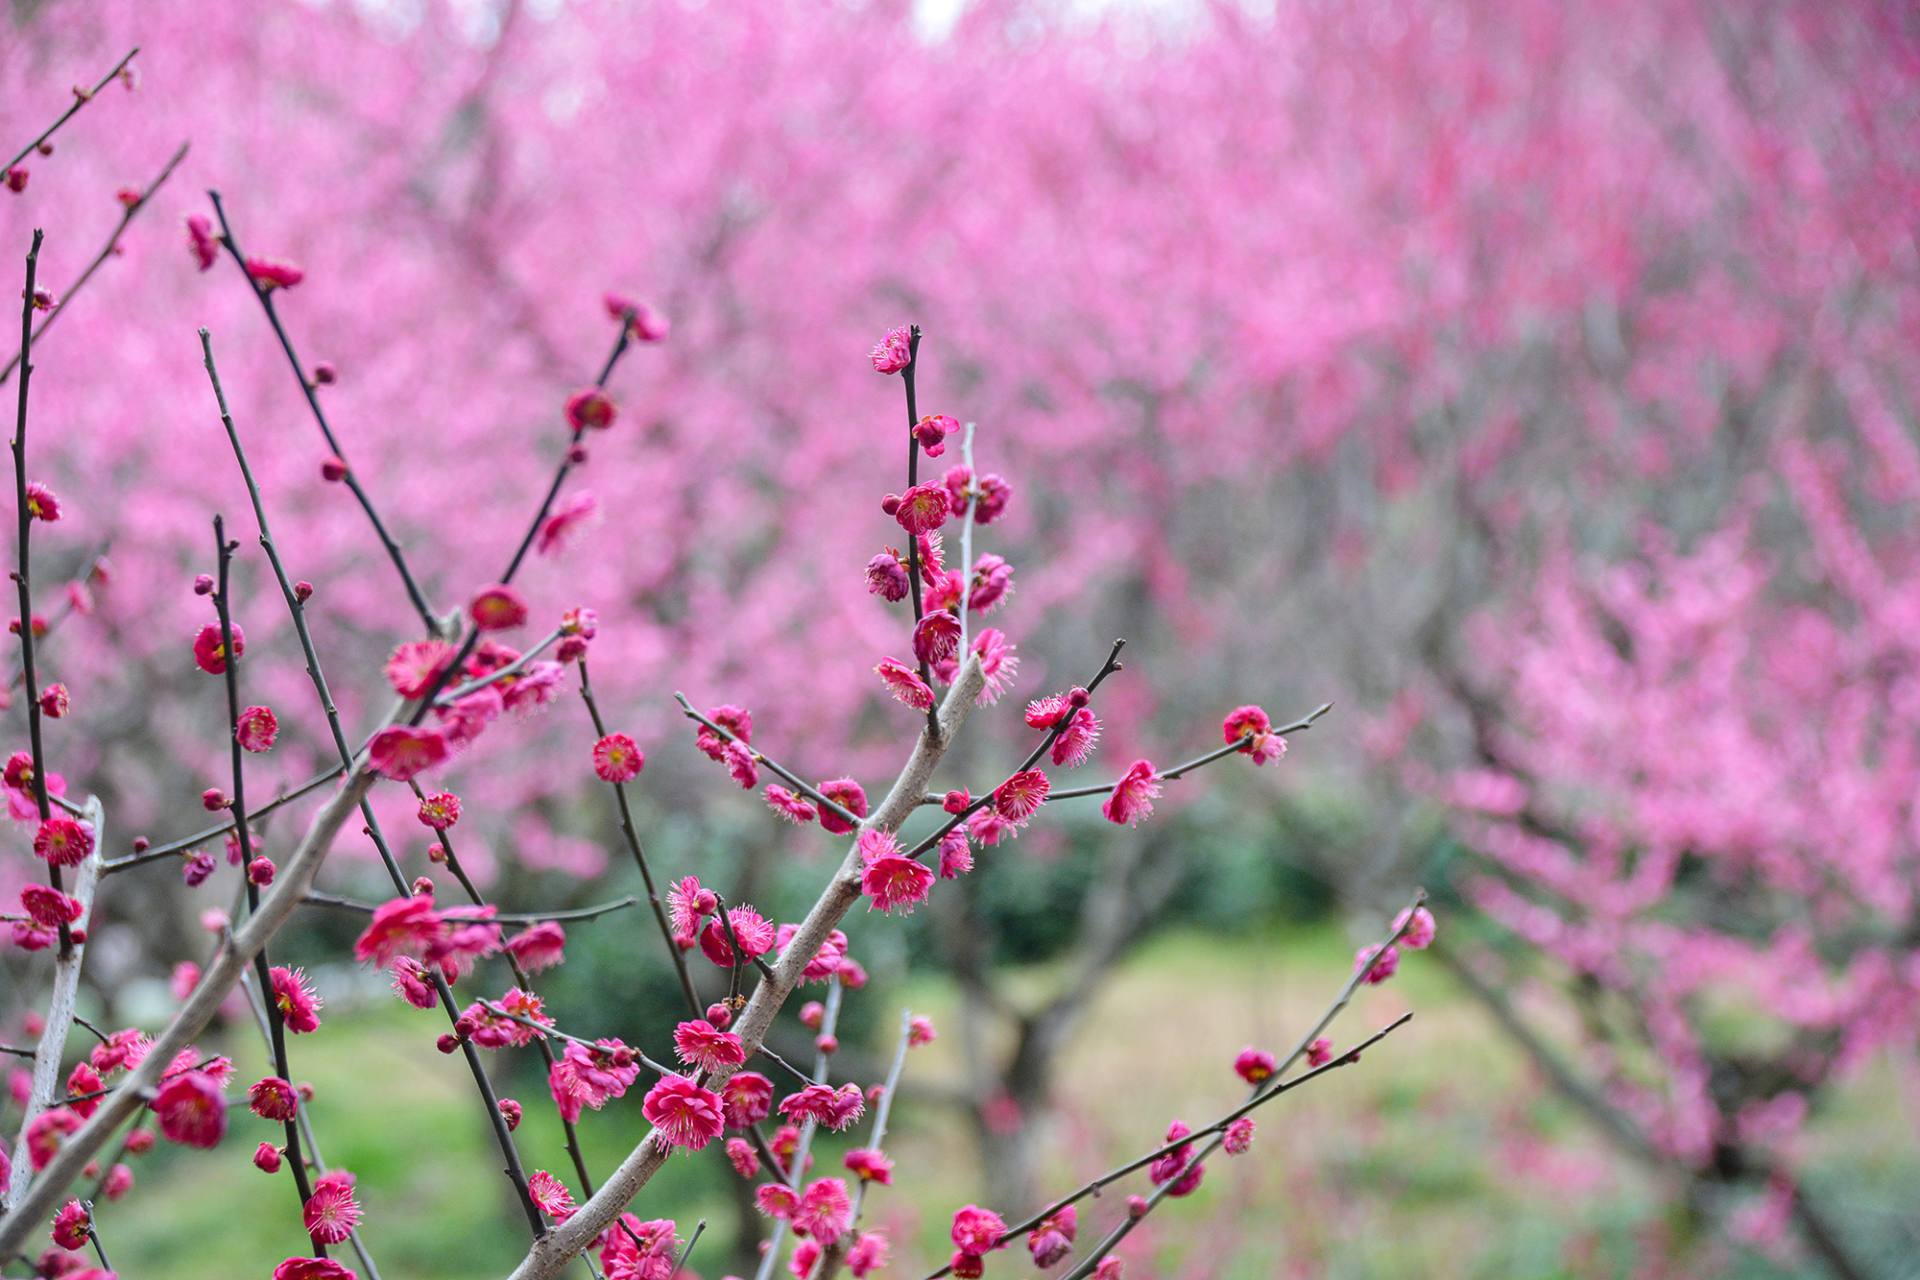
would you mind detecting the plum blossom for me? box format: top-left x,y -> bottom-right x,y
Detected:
367,725 -> 450,781
303,1170 -> 362,1245
592,732 -> 645,782
641,1074 -> 725,1151
874,656 -> 933,710
869,325 -> 911,374
1102,759 -> 1161,826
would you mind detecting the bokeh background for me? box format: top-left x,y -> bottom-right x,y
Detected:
3,0 -> 1918,1276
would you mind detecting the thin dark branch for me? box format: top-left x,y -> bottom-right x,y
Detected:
580,661 -> 701,1015
898,325 -> 940,742
713,891 -> 777,983
1045,702 -> 1333,800
3,49 -> 138,173
668,1219 -> 706,1280
435,627 -> 561,704
101,763 -> 347,874
213,514 -> 329,1256
206,193 -> 438,632
13,228 -> 71,958
903,639 -> 1127,863
673,693 -> 863,828
400,314 -> 637,723
0,142 -> 190,387
403,777 -> 600,1196
302,889 -> 639,926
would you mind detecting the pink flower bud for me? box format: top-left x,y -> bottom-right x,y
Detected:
37,683 -> 68,718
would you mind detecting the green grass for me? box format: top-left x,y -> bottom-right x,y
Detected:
87,925 -> 1913,1279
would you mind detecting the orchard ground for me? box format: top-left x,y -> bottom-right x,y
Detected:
100,923 -> 1909,1280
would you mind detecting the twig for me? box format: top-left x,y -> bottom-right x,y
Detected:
206,193 -> 439,632
1047,894 -> 1428,1280
903,640 -> 1128,863
434,627 -> 562,704
101,763 -> 346,874
4,541 -> 110,688
713,891 -> 778,983
404,315 -> 639,721
3,49 -> 138,174
580,661 -> 701,1015
1044,702 -> 1334,801
302,889 -> 638,927
955,421 -> 978,658
418,782 -> 605,1199
897,325 -> 940,741
472,1000 -> 674,1078
81,1203 -> 113,1273
0,142 -> 190,387
673,694 -> 864,830
213,515 -> 329,1255
11,229 -> 72,957
82,1113 -> 147,1205
668,1219 -> 706,1280
752,1043 -> 818,1089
